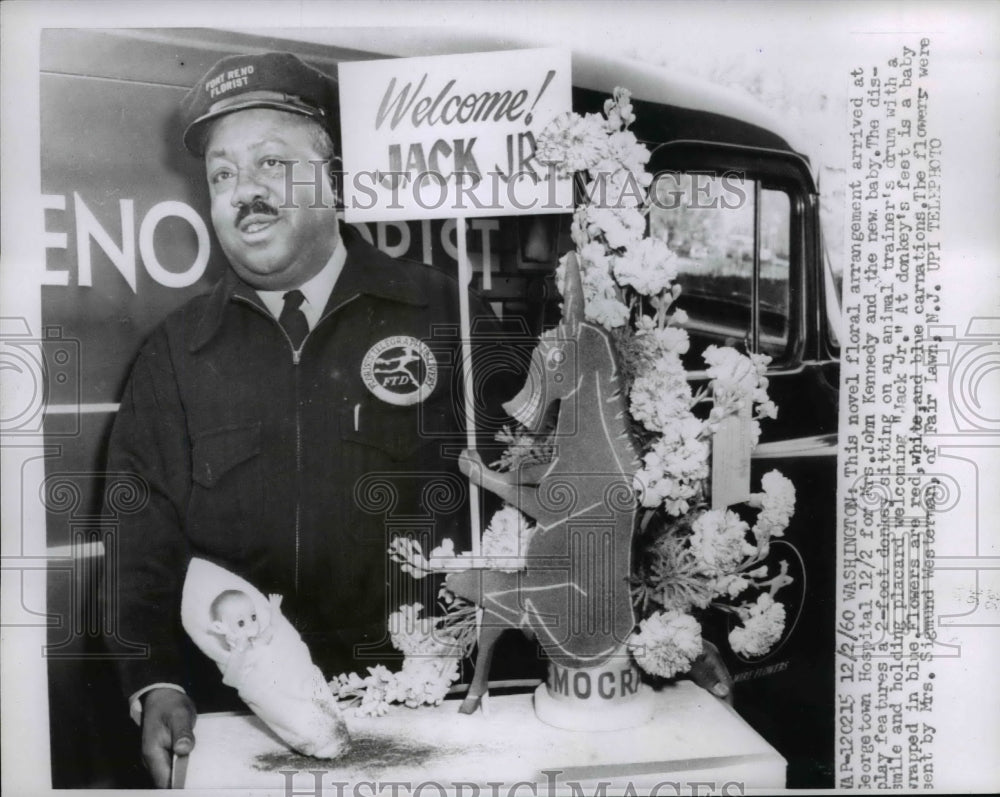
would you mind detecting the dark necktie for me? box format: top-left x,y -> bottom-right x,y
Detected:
279,289 -> 309,350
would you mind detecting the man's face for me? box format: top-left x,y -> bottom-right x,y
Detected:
204,109 -> 339,290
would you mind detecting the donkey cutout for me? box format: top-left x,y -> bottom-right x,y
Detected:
447,253 -> 641,713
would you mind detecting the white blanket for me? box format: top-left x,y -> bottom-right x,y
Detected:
180,558 -> 350,758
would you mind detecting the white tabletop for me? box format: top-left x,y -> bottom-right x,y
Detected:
181,681 -> 785,792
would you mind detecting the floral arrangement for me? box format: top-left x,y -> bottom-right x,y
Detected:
330,593 -> 478,716
330,510 -> 538,717
331,88 -> 797,713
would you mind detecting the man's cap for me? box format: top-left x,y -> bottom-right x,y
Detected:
180,51 -> 339,155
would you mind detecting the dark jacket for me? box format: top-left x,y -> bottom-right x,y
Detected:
107,225 -> 509,701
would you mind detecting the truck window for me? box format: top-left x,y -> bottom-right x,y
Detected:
649,171 -> 791,370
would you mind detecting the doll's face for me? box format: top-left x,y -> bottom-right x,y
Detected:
216,593 -> 260,640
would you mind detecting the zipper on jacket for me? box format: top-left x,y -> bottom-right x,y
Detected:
232,295 -> 304,590
232,295 -> 304,362
232,293 -> 363,593
293,361 -> 302,592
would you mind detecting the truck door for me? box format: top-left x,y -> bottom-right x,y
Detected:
647,141 -> 839,787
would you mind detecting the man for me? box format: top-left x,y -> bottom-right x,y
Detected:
107,52 -> 503,786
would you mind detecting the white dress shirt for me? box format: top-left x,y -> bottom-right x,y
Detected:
254,237 -> 346,329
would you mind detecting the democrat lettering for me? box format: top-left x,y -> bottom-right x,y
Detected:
549,664 -> 641,700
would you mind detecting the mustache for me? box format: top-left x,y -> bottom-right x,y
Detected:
235,198 -> 279,228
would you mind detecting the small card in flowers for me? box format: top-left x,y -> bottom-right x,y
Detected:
711,406 -> 752,509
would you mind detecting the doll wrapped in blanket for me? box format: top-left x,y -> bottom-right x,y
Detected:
181,558 -> 350,758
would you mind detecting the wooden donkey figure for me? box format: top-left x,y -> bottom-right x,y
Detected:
447,252 -> 642,713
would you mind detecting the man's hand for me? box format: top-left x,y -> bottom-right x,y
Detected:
141,688 -> 197,788
689,640 -> 735,705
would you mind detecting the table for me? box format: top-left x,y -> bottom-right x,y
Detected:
180,681 -> 785,791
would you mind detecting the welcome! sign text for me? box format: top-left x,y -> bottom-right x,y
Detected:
339,49 -> 572,221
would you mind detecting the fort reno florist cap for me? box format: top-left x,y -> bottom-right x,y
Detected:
180,51 -> 339,155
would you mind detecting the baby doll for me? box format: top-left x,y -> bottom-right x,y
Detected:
182,559 -> 350,759
209,590 -> 279,652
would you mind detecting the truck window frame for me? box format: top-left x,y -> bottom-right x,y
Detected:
646,140 -> 819,376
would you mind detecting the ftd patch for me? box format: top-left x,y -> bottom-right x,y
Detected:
361,336 -> 438,406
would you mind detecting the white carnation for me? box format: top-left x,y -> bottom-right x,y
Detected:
728,593 -> 786,658
629,350 -> 692,433
632,415 -> 709,515
603,86 -> 636,130
749,470 -> 797,542
395,655 -> 461,708
579,240 -> 611,272
388,604 -> 436,656
703,346 -> 777,432
704,346 -> 757,398
388,537 -> 432,578
628,610 -> 703,678
688,509 -> 755,575
612,236 -> 678,296
428,537 -> 462,561
632,317 -> 690,362
584,205 -> 646,251
595,169 -> 649,209
588,296 -> 631,329
482,505 -> 536,571
536,111 -> 608,174
711,573 -> 751,599
594,129 -> 651,179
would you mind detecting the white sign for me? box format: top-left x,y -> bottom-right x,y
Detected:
338,48 -> 572,222
711,407 -> 752,509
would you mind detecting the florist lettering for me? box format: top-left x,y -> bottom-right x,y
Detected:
206,65 -> 256,98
